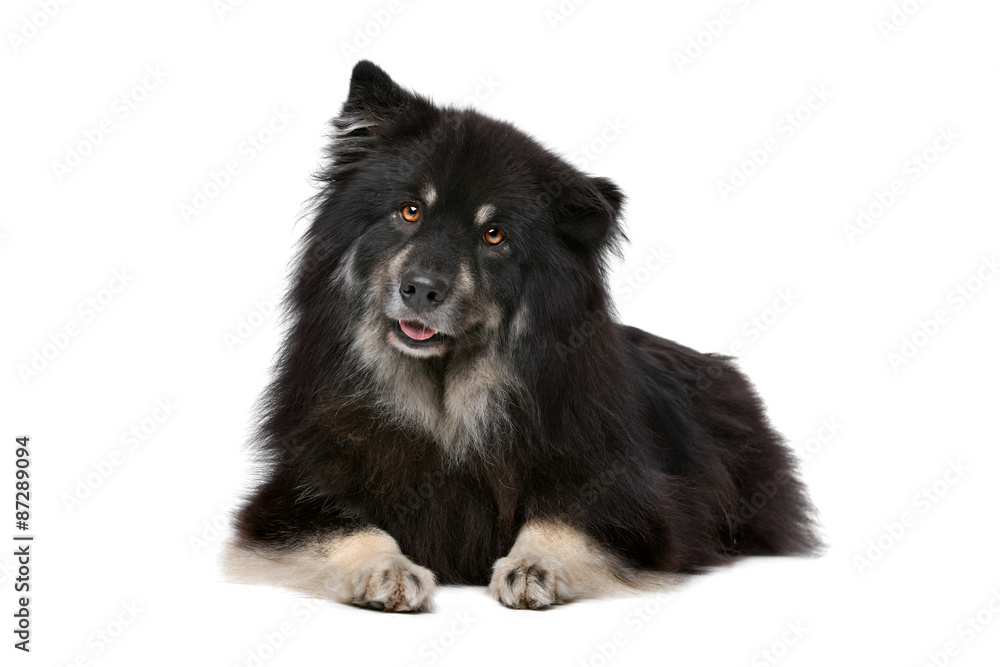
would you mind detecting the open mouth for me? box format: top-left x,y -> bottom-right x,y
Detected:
392,319 -> 449,349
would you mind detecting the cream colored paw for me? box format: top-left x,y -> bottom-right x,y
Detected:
488,552 -> 573,609
349,554 -> 436,612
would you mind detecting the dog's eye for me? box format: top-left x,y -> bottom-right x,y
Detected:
400,203 -> 421,223
484,227 -> 504,246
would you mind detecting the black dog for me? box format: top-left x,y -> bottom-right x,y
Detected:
223,61 -> 819,611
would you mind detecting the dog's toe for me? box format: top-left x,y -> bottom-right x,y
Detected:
350,554 -> 436,612
488,553 -> 571,609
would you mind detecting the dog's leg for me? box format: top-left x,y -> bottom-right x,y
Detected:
223,465 -> 436,611
488,519 -> 646,609
222,528 -> 436,612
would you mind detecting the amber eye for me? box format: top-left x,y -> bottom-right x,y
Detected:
400,203 -> 420,223
484,227 -> 504,246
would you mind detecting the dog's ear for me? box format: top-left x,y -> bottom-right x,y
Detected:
343,61 -> 414,120
554,175 -> 625,249
329,61 -> 423,169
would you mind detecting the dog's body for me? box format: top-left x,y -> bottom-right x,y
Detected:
224,62 -> 819,611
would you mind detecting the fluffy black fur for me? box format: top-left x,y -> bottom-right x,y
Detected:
232,61 -> 819,589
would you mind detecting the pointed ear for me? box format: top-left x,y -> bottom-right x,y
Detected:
329,61 -> 422,168
343,60 -> 414,119
554,175 -> 625,248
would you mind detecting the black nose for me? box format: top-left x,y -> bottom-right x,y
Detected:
399,270 -> 450,311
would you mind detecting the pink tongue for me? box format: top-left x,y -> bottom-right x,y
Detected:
399,320 -> 436,341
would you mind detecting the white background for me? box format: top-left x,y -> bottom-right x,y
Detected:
3,0 -> 999,665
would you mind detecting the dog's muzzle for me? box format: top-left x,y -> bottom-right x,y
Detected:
399,270 -> 451,313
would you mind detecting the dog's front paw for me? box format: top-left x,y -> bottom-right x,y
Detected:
349,554 -> 436,612
488,552 -> 573,609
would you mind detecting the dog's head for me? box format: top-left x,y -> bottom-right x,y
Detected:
310,61 -> 624,362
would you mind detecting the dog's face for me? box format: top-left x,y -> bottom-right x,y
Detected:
348,126 -> 534,361
315,62 -> 625,364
